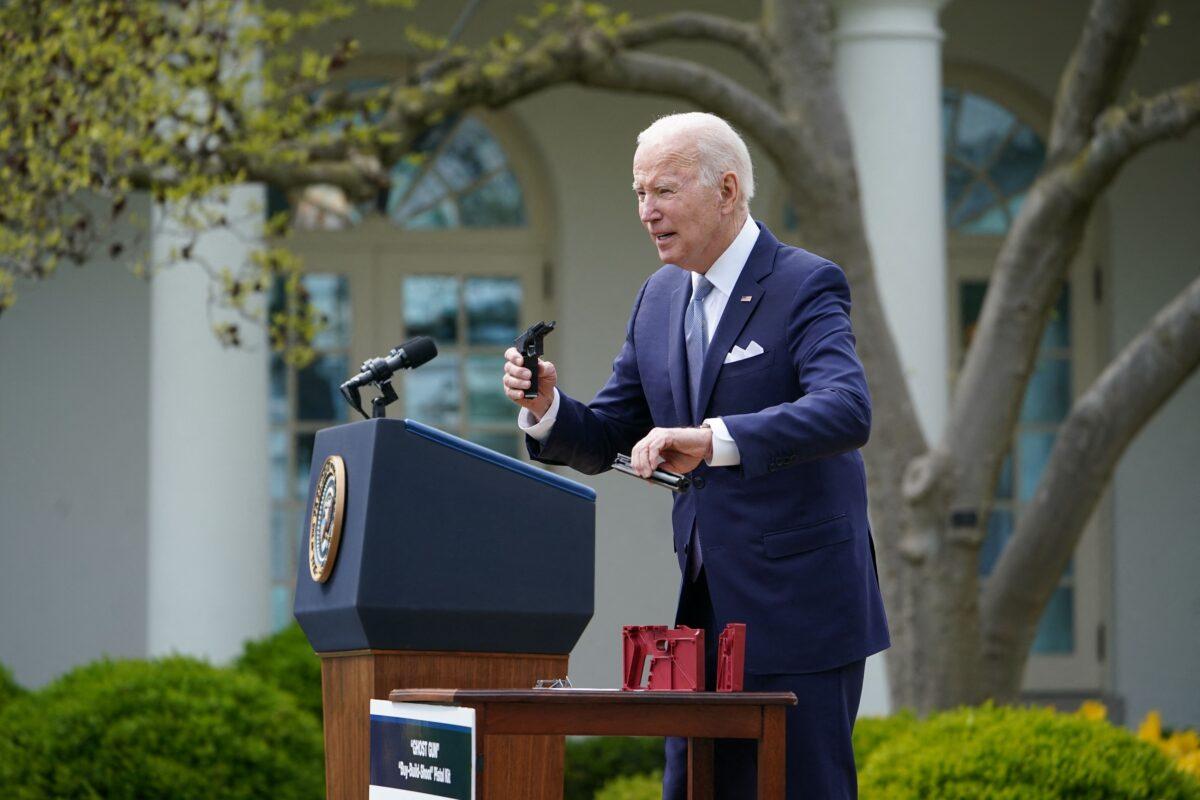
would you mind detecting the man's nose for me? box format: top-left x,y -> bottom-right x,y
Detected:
640,198 -> 660,223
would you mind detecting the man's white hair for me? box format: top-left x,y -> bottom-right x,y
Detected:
636,112 -> 755,210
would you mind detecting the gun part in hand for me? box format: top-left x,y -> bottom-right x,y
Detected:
514,320 -> 556,399
612,454 -> 691,493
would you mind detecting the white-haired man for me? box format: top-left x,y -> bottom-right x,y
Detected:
503,112 -> 889,798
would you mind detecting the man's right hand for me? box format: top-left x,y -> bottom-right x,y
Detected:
502,347 -> 557,420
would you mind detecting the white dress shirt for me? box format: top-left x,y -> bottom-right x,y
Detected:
519,215 -> 761,467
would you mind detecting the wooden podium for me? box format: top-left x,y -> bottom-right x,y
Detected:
294,419 -> 595,799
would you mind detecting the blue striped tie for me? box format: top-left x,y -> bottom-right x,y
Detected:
684,275 -> 714,581
685,276 -> 715,416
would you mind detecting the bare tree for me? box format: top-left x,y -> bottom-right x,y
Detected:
3,0 -> 1197,710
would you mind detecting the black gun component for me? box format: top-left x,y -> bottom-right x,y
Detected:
612,454 -> 691,493
514,320 -> 556,400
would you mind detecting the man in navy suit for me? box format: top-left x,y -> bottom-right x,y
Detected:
503,112 -> 889,798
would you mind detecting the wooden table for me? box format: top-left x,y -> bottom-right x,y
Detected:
389,688 -> 797,799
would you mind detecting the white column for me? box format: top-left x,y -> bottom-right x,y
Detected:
146,185 -> 271,661
836,0 -> 949,444
835,0 -> 949,716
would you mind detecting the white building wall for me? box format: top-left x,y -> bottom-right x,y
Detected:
1108,137 -> 1200,729
944,0 -> 1200,726
0,206 -> 152,687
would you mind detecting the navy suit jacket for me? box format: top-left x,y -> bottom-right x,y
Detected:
528,223 -> 890,674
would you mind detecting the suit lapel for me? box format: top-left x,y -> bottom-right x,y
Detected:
693,224 -> 779,421
666,270 -> 692,426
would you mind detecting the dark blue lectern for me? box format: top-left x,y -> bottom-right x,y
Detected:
293,418 -> 595,799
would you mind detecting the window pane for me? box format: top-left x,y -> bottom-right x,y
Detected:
271,505 -> 300,584
304,274 -> 351,350
465,277 -> 521,345
950,180 -> 998,229
403,199 -> 460,230
959,204 -> 1008,235
271,584 -> 294,632
269,355 -> 288,425
1018,430 -> 1056,504
468,431 -> 521,459
297,354 -> 350,422
385,157 -> 422,213
404,354 -> 460,428
436,117 -> 508,192
1021,358 -> 1071,424
988,125 -> 1045,198
467,354 -> 512,424
390,170 -> 448,222
270,429 -> 289,501
460,170 -> 526,227
295,432 -> 316,501
1032,586 -> 1074,654
404,276 -> 458,344
945,160 -> 972,218
954,92 -> 1015,168
978,508 -> 1013,576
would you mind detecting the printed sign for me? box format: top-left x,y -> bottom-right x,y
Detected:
369,700 -> 475,800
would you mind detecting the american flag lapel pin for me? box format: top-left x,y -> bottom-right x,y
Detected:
740,295 -> 753,302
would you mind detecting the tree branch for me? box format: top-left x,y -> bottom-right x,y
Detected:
939,78 -> 1200,527
979,272 -> 1200,694
1068,78 -> 1200,197
615,12 -> 775,79
577,49 -> 796,171
1047,0 -> 1158,162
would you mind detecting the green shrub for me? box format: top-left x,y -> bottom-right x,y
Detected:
0,663 -> 24,711
853,709 -> 917,768
859,703 -> 1200,800
235,622 -> 323,721
595,770 -> 663,800
0,656 -> 324,800
565,736 -> 663,799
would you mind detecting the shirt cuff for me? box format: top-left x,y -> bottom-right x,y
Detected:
518,387 -> 561,443
703,417 -> 741,466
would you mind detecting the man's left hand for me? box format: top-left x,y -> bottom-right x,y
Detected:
630,426 -> 713,478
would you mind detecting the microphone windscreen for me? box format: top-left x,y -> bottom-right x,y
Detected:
403,336 -> 438,368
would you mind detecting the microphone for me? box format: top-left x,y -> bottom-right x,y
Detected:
343,336 -> 438,389
339,337 -> 438,419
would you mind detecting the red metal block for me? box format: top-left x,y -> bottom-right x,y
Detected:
715,623 -> 746,692
621,625 -> 705,691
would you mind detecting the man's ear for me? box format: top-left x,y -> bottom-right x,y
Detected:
719,171 -> 740,213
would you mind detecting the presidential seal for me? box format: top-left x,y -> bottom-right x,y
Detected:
308,455 -> 346,583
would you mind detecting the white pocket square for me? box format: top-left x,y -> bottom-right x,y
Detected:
724,340 -> 764,364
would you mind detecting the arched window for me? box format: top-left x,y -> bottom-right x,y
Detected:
268,113 -> 528,231
943,88 -> 1045,234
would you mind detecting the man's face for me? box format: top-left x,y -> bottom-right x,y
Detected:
632,140 -> 726,272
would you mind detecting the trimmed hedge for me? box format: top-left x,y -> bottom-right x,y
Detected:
0,663 -> 24,712
859,704 -> 1200,800
0,656 -> 324,800
595,770 -> 663,800
853,709 -> 917,769
564,736 -> 663,799
235,622 -> 323,720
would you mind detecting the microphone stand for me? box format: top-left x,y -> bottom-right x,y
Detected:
371,381 -> 398,419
